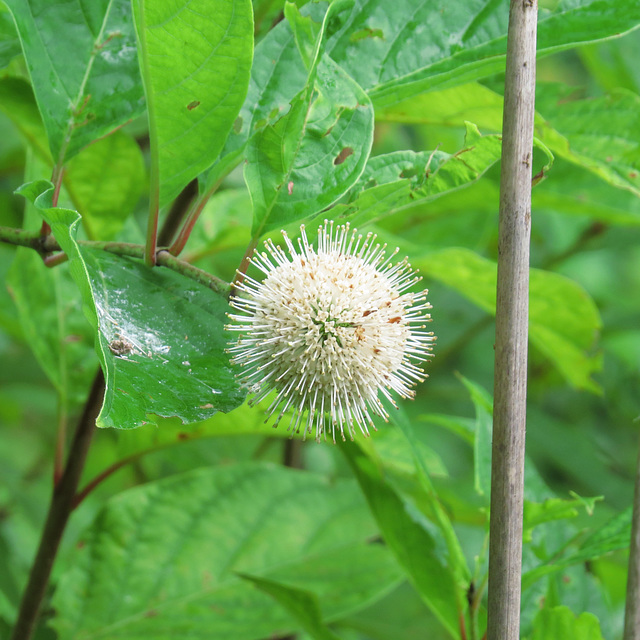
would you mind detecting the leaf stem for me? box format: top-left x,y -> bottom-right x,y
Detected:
486,1 -> 537,639
158,179 -> 198,247
623,430 -> 640,640
135,0 -> 160,267
0,227 -> 230,297
51,165 -> 65,208
10,370 -> 104,640
74,445 -> 162,508
169,179 -> 222,256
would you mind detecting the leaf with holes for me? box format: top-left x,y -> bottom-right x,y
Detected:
335,123 -> 502,227
3,0 -> 144,163
132,0 -> 253,206
245,54 -> 373,236
200,0 -> 355,197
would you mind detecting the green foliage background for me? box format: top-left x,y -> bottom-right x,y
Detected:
0,0 -> 639,638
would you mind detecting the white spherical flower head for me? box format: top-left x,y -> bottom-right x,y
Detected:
227,221 -> 435,442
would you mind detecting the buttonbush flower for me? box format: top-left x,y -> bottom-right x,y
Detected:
226,221 -> 435,442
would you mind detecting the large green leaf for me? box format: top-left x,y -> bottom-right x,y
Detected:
324,0 -> 640,108
16,180 -> 245,429
133,0 -> 253,206
416,248 -> 602,392
3,0 -> 144,163
343,444 -> 460,639
334,122 -> 502,227
51,463 -> 403,639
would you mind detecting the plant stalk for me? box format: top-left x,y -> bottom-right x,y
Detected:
486,1 -> 537,639
623,429 -> 640,640
10,370 -> 104,640
0,228 -> 230,297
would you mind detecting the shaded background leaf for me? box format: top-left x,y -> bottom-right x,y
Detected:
51,464 -> 403,639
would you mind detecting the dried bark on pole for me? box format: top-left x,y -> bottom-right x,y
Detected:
623,436 -> 640,640
486,1 -> 537,639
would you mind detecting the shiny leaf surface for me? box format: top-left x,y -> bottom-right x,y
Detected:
16,180 -> 245,429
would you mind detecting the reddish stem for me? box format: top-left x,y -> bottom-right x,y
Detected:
74,449 -> 149,508
169,178 -> 223,257
169,194 -> 209,256
44,252 -> 69,268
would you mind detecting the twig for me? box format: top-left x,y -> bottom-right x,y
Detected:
624,429 -> 640,640
486,1 -> 537,639
158,179 -> 198,247
0,228 -> 230,297
10,370 -> 104,640
169,178 -> 223,257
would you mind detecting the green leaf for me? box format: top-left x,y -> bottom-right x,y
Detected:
0,7 -> 21,70
7,249 -> 95,406
379,402 -> 469,588
416,248 -> 603,392
132,0 -> 254,206
336,123 -> 502,227
342,443 -> 460,638
378,81 -> 640,202
375,82 -> 504,130
457,375 -> 492,499
237,574 -> 343,640
529,605 -> 604,640
246,54 -> 374,235
523,507 -> 631,589
15,180 -> 245,429
3,0 -> 144,163
63,131 -> 145,240
324,0 -> 640,109
51,464 -> 402,639
523,494 -> 602,543
535,88 -> 640,197
0,77 -> 51,163
285,1 -> 322,69
199,7 -> 308,195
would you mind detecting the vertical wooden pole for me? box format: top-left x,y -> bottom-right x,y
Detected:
486,1 -> 537,639
624,434 -> 640,640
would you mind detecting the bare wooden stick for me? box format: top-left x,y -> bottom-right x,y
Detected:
624,432 -> 640,640
486,1 -> 538,639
